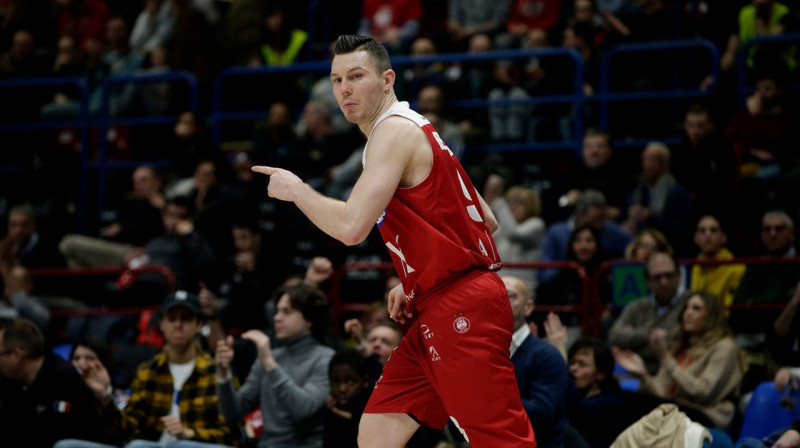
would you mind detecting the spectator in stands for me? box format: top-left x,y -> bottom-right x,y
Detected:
622,141 -> 693,257
553,335 -> 626,448
446,0 -> 513,50
344,317 -> 402,385
483,174 -> 546,289
56,290 -> 239,448
725,69 -> 794,182
70,338 -> 113,383
323,348 -> 373,448
552,129 -> 632,222
623,227 -> 672,262
504,275 -> 569,448
0,265 -> 50,330
254,4 -> 308,67
487,46 -> 531,142
538,224 -> 604,312
672,104 -> 737,215
122,196 -> 216,293
0,30 -> 48,78
731,210 -> 800,364
539,189 -> 632,284
416,85 -> 465,158
0,0 -> 49,54
566,0 -> 606,42
690,215 -> 745,310
0,319 -> 112,448
60,165 -> 166,267
494,0 -> 561,49
601,0 -> 671,44
251,101 -> 302,176
68,338 -> 125,406
613,291 -> 745,429
719,0 -> 792,74
103,16 -> 146,114
55,0 -> 111,53
162,111 -> 226,185
129,0 -> 175,55
295,99 -> 364,184
609,251 -> 685,374
403,37 -> 448,102
358,0 -> 424,53
561,21 -> 602,98
200,219 -> 284,342
183,159 -> 237,257
444,33 -> 495,142
216,283 -> 335,448
0,204 -> 65,270
771,278 -> 800,369
215,0 -> 264,67
168,0 -> 215,90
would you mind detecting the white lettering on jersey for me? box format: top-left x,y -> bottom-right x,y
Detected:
456,170 -> 484,223
431,131 -> 454,157
385,235 -> 415,277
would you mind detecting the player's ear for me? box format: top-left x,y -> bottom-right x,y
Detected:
383,69 -> 396,92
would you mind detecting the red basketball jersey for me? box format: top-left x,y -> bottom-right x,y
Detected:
366,102 -> 502,307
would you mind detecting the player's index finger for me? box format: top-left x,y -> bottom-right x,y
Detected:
251,165 -> 278,175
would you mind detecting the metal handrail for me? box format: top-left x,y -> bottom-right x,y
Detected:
95,70 -> 199,213
598,39 -> 720,131
328,260 -> 593,336
736,32 -> 800,108
211,48 -> 586,155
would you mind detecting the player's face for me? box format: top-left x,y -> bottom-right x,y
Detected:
330,51 -> 390,125
329,364 -> 369,406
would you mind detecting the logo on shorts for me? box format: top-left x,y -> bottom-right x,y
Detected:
421,324 -> 434,339
376,210 -> 386,226
429,346 -> 441,362
453,316 -> 471,334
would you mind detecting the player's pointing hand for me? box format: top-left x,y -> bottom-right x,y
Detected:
252,165 -> 303,202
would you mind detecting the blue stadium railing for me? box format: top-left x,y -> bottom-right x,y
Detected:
596,39 -> 720,150
0,76 -> 90,229
1,39 -> 725,231
212,48 -> 586,154
0,71 -> 198,232
737,33 -> 800,108
93,71 -> 199,214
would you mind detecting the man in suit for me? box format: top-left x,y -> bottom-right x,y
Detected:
504,275 -> 570,448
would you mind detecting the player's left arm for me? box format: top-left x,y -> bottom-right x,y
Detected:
476,188 -> 498,233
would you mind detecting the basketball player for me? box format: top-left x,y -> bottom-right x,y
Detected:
252,35 -> 535,448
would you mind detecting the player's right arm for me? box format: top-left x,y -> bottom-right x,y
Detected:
253,116 -> 427,246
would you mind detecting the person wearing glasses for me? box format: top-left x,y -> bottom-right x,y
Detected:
609,251 -> 686,374
730,210 -> 800,368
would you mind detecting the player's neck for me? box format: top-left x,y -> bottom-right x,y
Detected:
359,93 -> 398,136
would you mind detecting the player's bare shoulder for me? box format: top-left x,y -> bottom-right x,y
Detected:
369,115 -> 432,186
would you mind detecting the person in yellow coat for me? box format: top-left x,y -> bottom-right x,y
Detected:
690,215 -> 745,310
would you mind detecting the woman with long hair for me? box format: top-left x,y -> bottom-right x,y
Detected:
613,291 -> 745,428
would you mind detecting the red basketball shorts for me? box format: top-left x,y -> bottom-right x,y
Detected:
364,270 -> 536,448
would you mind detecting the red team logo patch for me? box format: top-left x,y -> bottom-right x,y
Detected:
453,316 -> 471,334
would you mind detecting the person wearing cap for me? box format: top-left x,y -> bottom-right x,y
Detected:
54,290 -> 239,448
